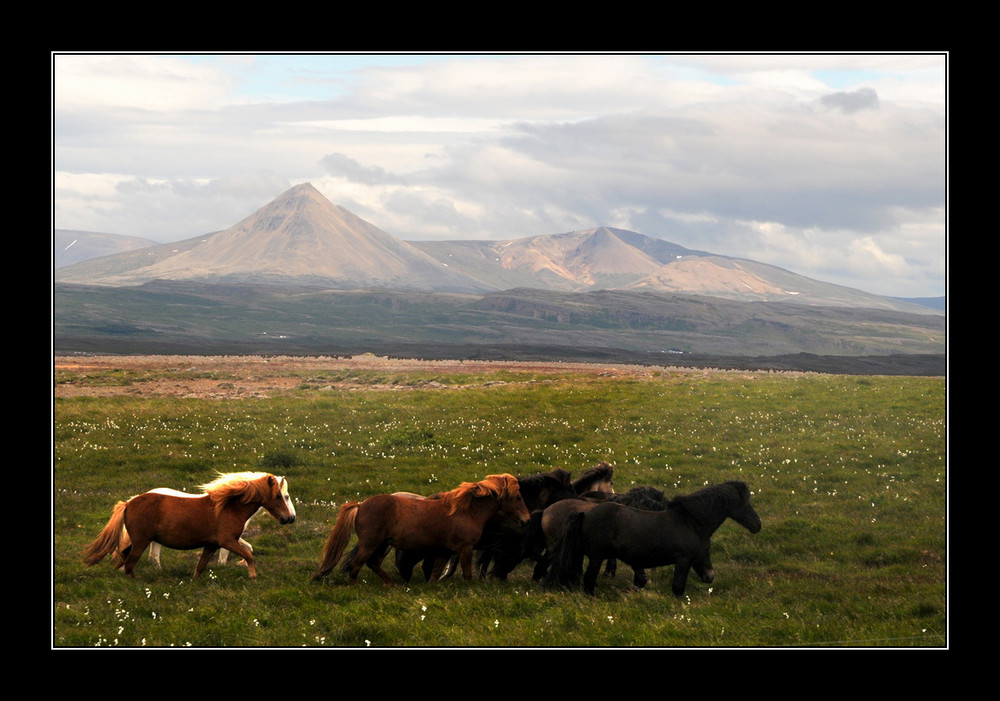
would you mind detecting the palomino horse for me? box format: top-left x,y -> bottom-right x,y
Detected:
144,513 -> 255,568
82,472 -> 296,579
548,481 -> 761,596
311,473 -> 530,585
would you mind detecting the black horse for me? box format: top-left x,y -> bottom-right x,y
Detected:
392,467 -> 578,582
531,485 -> 669,584
547,481 -> 761,596
570,462 -> 615,496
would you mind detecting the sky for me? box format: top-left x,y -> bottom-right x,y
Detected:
52,52 -> 947,298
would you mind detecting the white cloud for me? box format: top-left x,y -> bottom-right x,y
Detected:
52,52 -> 947,297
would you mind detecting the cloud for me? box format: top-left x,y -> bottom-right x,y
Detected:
52,53 -> 947,297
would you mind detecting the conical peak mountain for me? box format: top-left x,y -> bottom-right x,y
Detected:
65,183 -> 483,290
173,183 -> 422,273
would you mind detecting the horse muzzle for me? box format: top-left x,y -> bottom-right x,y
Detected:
280,515 -> 296,524
700,569 -> 715,583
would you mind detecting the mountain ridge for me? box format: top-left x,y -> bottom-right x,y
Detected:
55,183 -> 940,315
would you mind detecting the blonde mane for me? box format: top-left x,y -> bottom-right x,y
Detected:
199,471 -> 281,514
441,474 -> 520,516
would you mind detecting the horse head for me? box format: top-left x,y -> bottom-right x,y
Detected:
572,462 -> 615,495
263,474 -> 297,524
727,481 -> 761,534
491,474 -> 532,525
526,470 -> 577,510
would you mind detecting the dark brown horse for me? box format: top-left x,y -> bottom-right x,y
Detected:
82,472 -> 296,579
311,473 -> 530,585
571,462 -> 615,496
531,486 -> 669,584
548,481 -> 761,596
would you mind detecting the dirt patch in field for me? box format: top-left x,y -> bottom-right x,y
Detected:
53,354 -> 714,399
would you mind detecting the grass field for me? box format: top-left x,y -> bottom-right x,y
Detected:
52,358 -> 947,648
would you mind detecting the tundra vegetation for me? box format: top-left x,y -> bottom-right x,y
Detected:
53,358 -> 946,648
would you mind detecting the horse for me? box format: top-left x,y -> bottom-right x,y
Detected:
82,472 -> 296,579
531,485 -> 669,584
547,481 -> 761,596
386,468 -> 576,583
571,461 -> 615,496
143,513 -> 256,568
467,467 -> 578,580
459,463 -> 616,581
311,473 -> 531,585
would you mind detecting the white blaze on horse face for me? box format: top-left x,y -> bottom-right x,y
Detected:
280,478 -> 296,519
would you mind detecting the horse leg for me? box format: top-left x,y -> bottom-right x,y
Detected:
693,548 -> 715,584
582,557 -> 604,595
671,560 -> 691,597
477,551 -> 493,579
632,567 -> 648,589
532,557 -> 549,581
148,542 -> 163,570
121,540 -> 148,577
224,540 -> 258,578
422,555 -> 439,582
438,554 -> 459,579
195,546 -> 221,578
604,558 -> 617,577
394,548 -> 419,583
226,538 -> 253,567
365,548 -> 396,586
457,547 -> 475,580
342,544 -> 373,584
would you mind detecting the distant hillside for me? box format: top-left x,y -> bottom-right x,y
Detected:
53,281 -> 946,372
54,230 -> 159,268
891,296 -> 946,312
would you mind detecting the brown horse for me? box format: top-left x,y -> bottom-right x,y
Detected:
143,513 -> 256,568
82,472 -> 296,579
311,473 -> 530,585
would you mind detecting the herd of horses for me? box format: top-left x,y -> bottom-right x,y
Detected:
82,463 -> 761,597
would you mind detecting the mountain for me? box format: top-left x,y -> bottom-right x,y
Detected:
55,184 -> 484,292
55,183 -> 938,315
54,230 -> 159,268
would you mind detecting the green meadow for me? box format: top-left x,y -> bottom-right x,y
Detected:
53,363 -> 947,648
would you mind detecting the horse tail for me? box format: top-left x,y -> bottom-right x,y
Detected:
82,501 -> 128,567
312,502 -> 359,581
524,510 -> 546,561
545,511 -> 586,589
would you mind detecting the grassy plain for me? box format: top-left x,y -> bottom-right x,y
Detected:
52,356 -> 947,648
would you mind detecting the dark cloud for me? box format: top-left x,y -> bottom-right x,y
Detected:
819,87 -> 880,113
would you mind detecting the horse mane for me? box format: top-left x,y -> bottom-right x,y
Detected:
199,471 -> 279,514
517,468 -> 573,501
572,462 -> 614,493
441,474 -> 520,516
668,481 -> 748,521
614,486 -> 669,510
